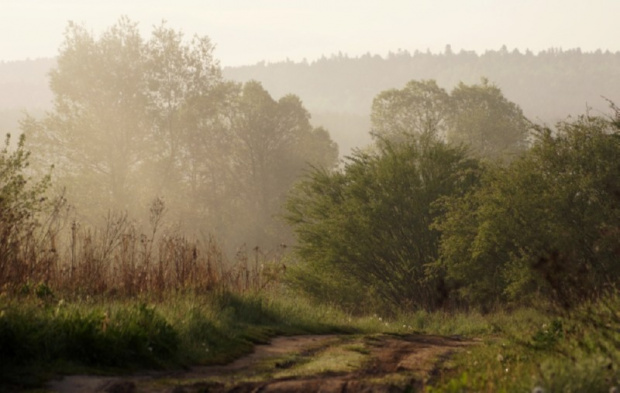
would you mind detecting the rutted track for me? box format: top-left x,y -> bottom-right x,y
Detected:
48,334 -> 474,393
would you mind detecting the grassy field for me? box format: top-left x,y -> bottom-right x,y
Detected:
0,288 -> 352,390
2,286 -> 619,392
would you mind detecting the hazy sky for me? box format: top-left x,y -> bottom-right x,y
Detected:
1,0 -> 619,66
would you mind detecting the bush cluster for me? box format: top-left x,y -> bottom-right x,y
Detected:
286,107 -> 620,312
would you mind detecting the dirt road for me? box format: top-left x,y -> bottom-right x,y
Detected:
47,333 -> 473,393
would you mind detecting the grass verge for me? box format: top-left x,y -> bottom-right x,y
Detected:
425,301 -> 620,393
0,288 -> 365,391
3,290 -> 620,392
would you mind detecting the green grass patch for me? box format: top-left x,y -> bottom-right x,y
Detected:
5,289 -> 620,392
426,301 -> 620,393
274,343 -> 367,378
0,289 -> 372,391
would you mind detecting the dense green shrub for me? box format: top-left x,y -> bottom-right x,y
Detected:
0,134 -> 51,289
436,111 -> 620,307
0,302 -> 178,368
285,135 -> 480,311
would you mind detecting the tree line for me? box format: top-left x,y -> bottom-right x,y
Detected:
225,46 -> 620,120
225,46 -> 620,155
3,44 -> 620,158
20,17 -> 338,250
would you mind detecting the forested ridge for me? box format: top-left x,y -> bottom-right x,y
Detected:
2,47 -> 620,155
224,47 -> 620,117
224,47 -> 620,154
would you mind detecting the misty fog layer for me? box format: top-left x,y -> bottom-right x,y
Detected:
2,48 -> 619,158
1,21 -> 619,254
16,19 -> 338,254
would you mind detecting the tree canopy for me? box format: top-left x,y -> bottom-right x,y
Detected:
285,134 -> 479,311
22,18 -> 338,250
371,80 -> 452,143
449,79 -> 529,161
287,79 -> 619,311
371,78 -> 529,161
435,110 -> 620,308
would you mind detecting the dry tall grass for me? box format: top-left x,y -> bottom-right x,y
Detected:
0,197 -> 287,299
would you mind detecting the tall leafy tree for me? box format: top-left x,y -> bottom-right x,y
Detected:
231,81 -> 338,247
23,18 -> 149,215
449,78 -> 529,161
370,78 -> 529,162
371,79 -> 452,143
22,18 -> 339,251
171,81 -> 241,235
144,22 -> 222,198
22,18 -> 225,221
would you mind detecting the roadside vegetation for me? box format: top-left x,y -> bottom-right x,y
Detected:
0,17 -> 618,392
285,91 -> 620,392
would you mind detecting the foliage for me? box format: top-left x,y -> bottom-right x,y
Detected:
428,296 -> 620,393
371,79 -> 452,142
449,78 -> 530,161
435,111 -> 620,307
23,18 -> 153,214
285,134 -> 480,311
0,133 -> 51,289
223,47 -> 620,130
222,81 -> 338,246
22,18 -> 338,251
3,23 -> 620,392
0,290 -> 361,390
370,78 -> 529,161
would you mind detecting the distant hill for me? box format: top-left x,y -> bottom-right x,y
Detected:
223,48 -> 620,155
1,49 -> 619,156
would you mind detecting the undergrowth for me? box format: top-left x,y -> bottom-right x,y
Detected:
3,286 -> 620,392
426,298 -> 620,393
0,288 -> 360,391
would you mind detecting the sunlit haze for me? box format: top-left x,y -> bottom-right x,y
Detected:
1,0 -> 619,66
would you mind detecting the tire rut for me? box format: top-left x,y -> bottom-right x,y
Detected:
47,334 -> 475,393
